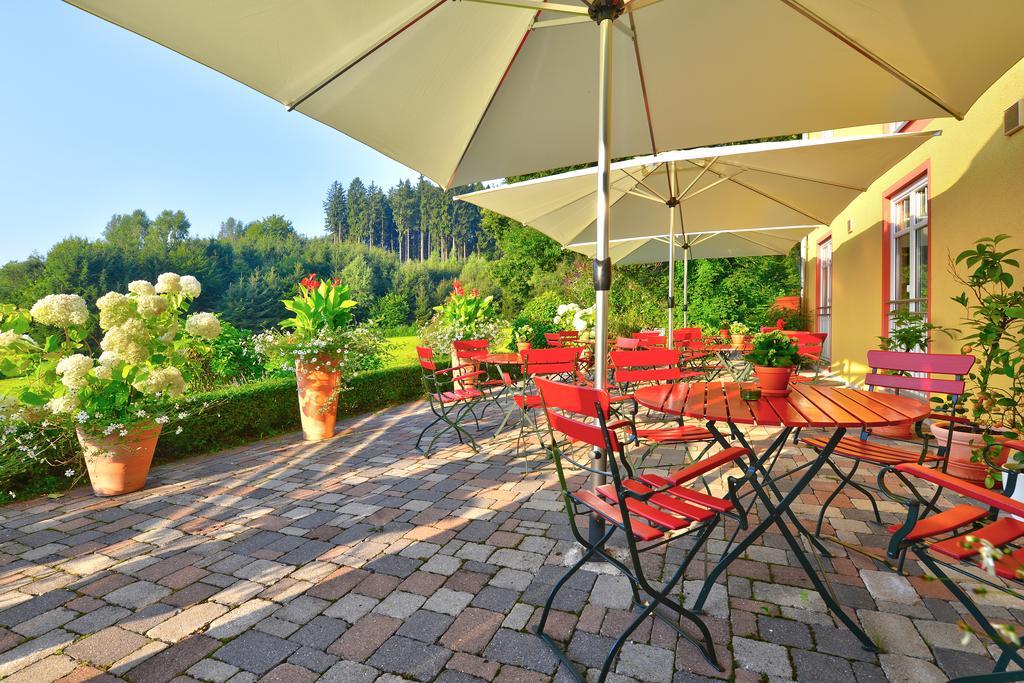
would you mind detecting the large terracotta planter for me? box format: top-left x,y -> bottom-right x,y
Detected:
77,423 -> 162,496
774,295 -> 801,311
931,421 -> 1005,485
296,360 -> 340,441
753,365 -> 793,396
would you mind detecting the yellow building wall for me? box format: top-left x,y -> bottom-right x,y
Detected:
803,58 -> 1024,385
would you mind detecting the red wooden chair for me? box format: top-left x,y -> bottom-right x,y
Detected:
609,349 -> 717,469
882,441 -> 1024,680
514,347 -> 585,459
614,336 -> 640,350
783,331 -> 827,382
415,346 -> 485,455
452,339 -> 514,416
802,350 -> 976,538
533,377 -> 751,680
632,330 -> 666,348
672,327 -> 703,346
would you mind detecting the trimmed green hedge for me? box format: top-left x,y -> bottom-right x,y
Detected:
155,364 -> 424,460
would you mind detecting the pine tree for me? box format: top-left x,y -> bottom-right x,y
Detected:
323,181 -> 347,241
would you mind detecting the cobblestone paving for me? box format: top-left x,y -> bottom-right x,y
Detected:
0,399 -> 1021,682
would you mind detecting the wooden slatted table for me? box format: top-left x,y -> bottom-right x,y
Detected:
634,381 -> 929,651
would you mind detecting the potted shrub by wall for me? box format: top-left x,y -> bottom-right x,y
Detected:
729,321 -> 750,348
744,330 -> 803,396
936,235 -> 1023,487
0,274 -> 221,496
421,280 -> 503,390
873,309 -> 950,439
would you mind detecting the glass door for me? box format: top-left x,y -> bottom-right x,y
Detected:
817,237 -> 832,360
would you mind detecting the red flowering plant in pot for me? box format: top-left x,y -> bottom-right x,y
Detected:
420,280 -> 503,389
932,235 -> 1024,488
744,330 -> 804,396
254,274 -> 387,441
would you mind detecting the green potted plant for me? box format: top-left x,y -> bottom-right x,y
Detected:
744,330 -> 803,395
729,321 -> 750,347
421,280 -> 502,387
253,273 -> 362,441
873,309 -> 949,438
936,235 -> 1023,486
512,323 -> 534,353
0,274 -> 220,496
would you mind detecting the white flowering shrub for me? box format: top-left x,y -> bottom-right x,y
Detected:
552,303 -> 596,341
0,274 -> 221,487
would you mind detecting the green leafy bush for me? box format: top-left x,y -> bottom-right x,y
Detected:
372,291 -> 411,329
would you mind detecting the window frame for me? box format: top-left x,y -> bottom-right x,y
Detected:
881,162 -> 932,338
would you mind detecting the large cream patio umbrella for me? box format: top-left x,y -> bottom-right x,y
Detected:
66,0 -> 1024,552
458,130 -> 937,338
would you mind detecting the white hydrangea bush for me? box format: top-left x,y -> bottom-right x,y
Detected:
0,274 -> 221,478
552,303 -> 596,341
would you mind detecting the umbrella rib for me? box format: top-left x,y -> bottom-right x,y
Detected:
444,11 -> 538,189
682,160 -> 830,224
709,158 -> 868,191
465,0 -> 589,15
627,12 -> 658,157
622,167 -> 668,203
287,0 -> 448,111
779,0 -> 963,120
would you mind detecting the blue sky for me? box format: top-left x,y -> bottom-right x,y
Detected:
0,2 -> 418,262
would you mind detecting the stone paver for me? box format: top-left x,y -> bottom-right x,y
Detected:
0,399 -> 1015,682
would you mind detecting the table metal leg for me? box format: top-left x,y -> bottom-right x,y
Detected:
694,426 -> 876,651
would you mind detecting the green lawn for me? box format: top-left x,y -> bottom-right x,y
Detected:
385,335 -> 419,369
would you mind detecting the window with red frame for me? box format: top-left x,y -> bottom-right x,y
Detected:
887,177 -> 929,327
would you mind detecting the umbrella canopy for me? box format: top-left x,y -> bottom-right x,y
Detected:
568,226 -> 815,264
456,131 -> 938,246
457,131 -> 936,334
65,0 -> 1023,189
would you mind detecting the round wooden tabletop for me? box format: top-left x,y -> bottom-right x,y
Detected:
477,352 -> 521,365
634,382 -> 930,429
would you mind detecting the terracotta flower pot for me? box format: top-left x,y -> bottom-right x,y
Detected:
296,360 -> 340,441
731,334 -> 746,347
753,365 -> 793,395
931,421 -> 1005,485
77,423 -> 162,497
516,342 -> 532,353
774,295 -> 801,312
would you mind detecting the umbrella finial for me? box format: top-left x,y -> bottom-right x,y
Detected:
589,0 -> 625,22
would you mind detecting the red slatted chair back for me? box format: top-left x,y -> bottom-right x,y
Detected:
544,332 -> 563,348
610,349 -> 685,384
558,330 -> 580,344
672,328 -> 702,347
535,378 -> 619,453
784,331 -> 824,361
522,347 -> 582,378
865,350 -> 974,396
452,339 -> 489,363
615,337 -> 641,350
416,346 -> 437,371
633,331 -> 667,348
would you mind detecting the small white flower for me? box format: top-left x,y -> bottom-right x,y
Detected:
175,426 -> 183,435
75,411 -> 89,423
155,415 -> 169,424
7,491 -> 14,499
64,469 -> 75,477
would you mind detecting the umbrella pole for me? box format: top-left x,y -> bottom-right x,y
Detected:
683,247 -> 689,327
666,205 -> 676,348
589,4 -> 617,547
